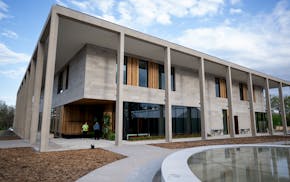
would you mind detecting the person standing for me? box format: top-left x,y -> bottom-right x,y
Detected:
93,121 -> 100,140
82,122 -> 89,138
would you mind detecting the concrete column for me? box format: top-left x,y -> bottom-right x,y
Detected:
247,73 -> 256,136
265,78 -> 274,135
165,47 -> 172,142
13,90 -> 20,133
24,61 -> 36,140
226,66 -> 235,137
199,58 -> 207,140
30,42 -> 44,144
40,13 -> 59,152
115,32 -> 124,146
21,74 -> 29,138
278,82 -> 287,135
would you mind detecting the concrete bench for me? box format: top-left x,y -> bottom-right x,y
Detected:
127,133 -> 150,140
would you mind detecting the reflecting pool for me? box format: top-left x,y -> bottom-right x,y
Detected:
188,147 -> 290,182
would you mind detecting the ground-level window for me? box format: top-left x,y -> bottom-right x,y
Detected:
255,112 -> 268,133
172,106 -> 201,137
123,102 -> 165,140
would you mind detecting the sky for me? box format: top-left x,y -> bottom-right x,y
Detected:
0,0 -> 290,106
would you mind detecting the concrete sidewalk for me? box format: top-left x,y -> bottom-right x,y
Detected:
77,144 -> 177,182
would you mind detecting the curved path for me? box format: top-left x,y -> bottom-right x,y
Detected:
77,144 -> 177,182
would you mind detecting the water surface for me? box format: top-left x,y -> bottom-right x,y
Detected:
188,147 -> 290,182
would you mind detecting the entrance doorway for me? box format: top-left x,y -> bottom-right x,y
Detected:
234,116 -> 239,134
222,110 -> 228,134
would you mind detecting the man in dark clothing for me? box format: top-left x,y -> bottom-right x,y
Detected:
93,121 -> 100,140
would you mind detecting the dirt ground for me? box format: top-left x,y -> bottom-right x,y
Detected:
152,135 -> 290,149
0,147 -> 125,182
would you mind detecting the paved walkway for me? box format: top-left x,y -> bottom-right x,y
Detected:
77,144 -> 176,182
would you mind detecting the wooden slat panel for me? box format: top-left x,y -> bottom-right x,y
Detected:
131,58 -> 139,86
220,79 -> 227,98
243,84 -> 248,101
148,62 -> 159,89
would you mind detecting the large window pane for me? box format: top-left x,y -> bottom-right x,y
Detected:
172,105 -> 201,137
139,60 -> 148,87
123,102 -> 165,140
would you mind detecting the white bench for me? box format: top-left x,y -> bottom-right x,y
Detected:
126,133 -> 150,140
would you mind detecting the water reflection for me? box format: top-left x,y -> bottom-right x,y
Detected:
188,147 -> 290,182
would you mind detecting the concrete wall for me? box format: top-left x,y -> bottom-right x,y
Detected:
50,45 -> 266,134
51,47 -> 86,108
84,45 -> 117,100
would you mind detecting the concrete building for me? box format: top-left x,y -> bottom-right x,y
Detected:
13,5 -> 290,151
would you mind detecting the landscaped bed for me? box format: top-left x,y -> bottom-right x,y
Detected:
152,135 -> 290,149
0,147 -> 125,182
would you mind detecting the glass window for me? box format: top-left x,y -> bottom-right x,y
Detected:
172,106 -> 201,137
215,78 -> 220,97
159,65 -> 175,91
124,56 -> 127,84
65,65 -> 69,89
123,102 -> 165,139
159,65 -> 165,89
171,67 -> 175,91
255,112 -> 268,133
139,60 -> 148,87
239,83 -> 244,100
57,71 -> 63,94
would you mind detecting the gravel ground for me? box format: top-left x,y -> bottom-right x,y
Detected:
0,147 -> 125,182
152,136 -> 290,149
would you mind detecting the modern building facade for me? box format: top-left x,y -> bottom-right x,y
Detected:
13,5 -> 290,151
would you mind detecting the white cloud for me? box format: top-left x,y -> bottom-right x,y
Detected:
230,8 -> 242,14
0,67 -> 26,79
230,0 -> 241,5
0,0 -> 8,20
0,96 -> 16,106
59,0 -> 225,27
0,0 -> 8,12
0,43 -> 30,65
1,30 -> 18,39
176,0 -> 290,80
56,0 -> 68,7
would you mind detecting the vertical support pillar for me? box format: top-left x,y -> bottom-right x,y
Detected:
226,66 -> 235,137
40,12 -> 59,152
24,61 -> 36,140
265,78 -> 273,135
30,42 -> 44,144
248,73 -> 256,136
21,74 -> 29,138
165,47 -> 172,142
199,58 -> 207,140
115,32 -> 124,146
278,82 -> 287,135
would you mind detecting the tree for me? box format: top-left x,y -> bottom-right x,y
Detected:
0,100 -> 15,130
270,96 -> 290,127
